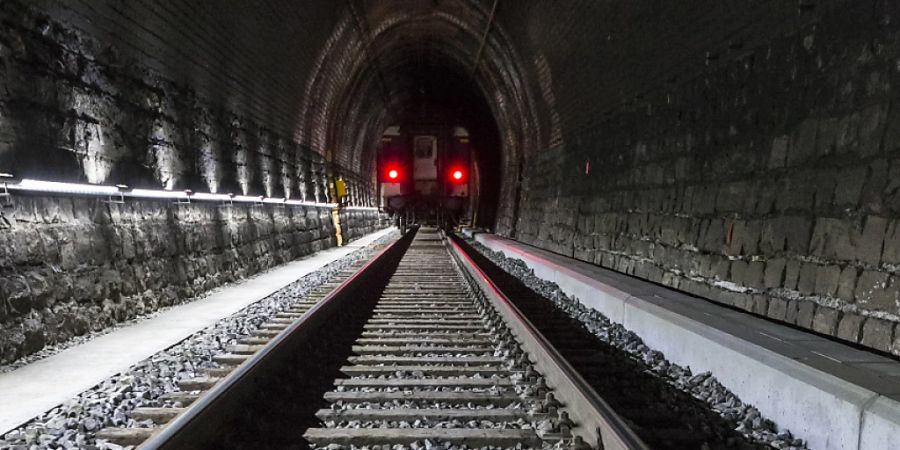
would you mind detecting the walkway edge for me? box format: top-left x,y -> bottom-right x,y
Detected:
474,233 -> 900,450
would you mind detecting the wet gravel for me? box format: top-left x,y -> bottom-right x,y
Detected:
0,231 -> 398,450
466,240 -> 807,450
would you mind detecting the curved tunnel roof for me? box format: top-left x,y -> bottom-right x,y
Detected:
24,0 -> 550,179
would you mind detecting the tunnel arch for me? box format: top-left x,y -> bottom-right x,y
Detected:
294,1 -> 551,229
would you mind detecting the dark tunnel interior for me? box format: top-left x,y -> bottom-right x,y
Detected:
375,54 -> 503,227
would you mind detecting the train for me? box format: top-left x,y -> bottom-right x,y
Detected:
377,124 -> 472,228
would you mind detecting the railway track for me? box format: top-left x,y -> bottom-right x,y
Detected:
92,262 -> 375,447
305,232 -> 556,447
456,239 -> 769,449
95,228 -> 647,449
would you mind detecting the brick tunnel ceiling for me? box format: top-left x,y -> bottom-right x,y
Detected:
304,0 -> 534,179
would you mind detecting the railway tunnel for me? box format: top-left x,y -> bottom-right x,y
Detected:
0,0 -> 899,449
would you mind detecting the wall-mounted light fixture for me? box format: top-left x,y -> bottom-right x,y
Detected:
105,184 -> 131,204
16,179 -> 120,196
219,192 -> 236,208
191,192 -> 230,203
174,189 -> 194,205
263,197 -> 289,209
1,176 -> 374,211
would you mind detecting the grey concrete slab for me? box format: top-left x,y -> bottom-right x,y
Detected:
621,295 -> 874,450
849,362 -> 900,378
0,227 -> 395,435
860,397 -> 900,450
800,340 -> 897,364
474,233 -> 900,450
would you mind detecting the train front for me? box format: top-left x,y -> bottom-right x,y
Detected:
378,125 -> 471,228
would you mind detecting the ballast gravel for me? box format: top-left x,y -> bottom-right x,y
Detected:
316,444 -> 542,450
0,231 -> 398,450
467,240 -> 807,450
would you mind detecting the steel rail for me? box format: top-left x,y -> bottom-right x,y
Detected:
447,234 -> 651,450
137,231 -> 411,450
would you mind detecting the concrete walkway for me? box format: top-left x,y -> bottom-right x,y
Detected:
0,227 -> 395,435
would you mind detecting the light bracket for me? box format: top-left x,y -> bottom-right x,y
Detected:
105,185 -> 129,204
0,176 -> 376,211
0,183 -> 12,208
0,173 -> 15,208
174,190 -> 193,204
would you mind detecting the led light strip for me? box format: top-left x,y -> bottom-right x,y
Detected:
2,178 -> 379,211
15,179 -> 121,196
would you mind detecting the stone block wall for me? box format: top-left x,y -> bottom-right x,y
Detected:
0,1 -> 389,365
0,194 -> 382,364
508,1 -> 900,354
0,0 -> 375,205
339,209 -> 382,243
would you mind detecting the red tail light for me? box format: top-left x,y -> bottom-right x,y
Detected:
449,168 -> 466,183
